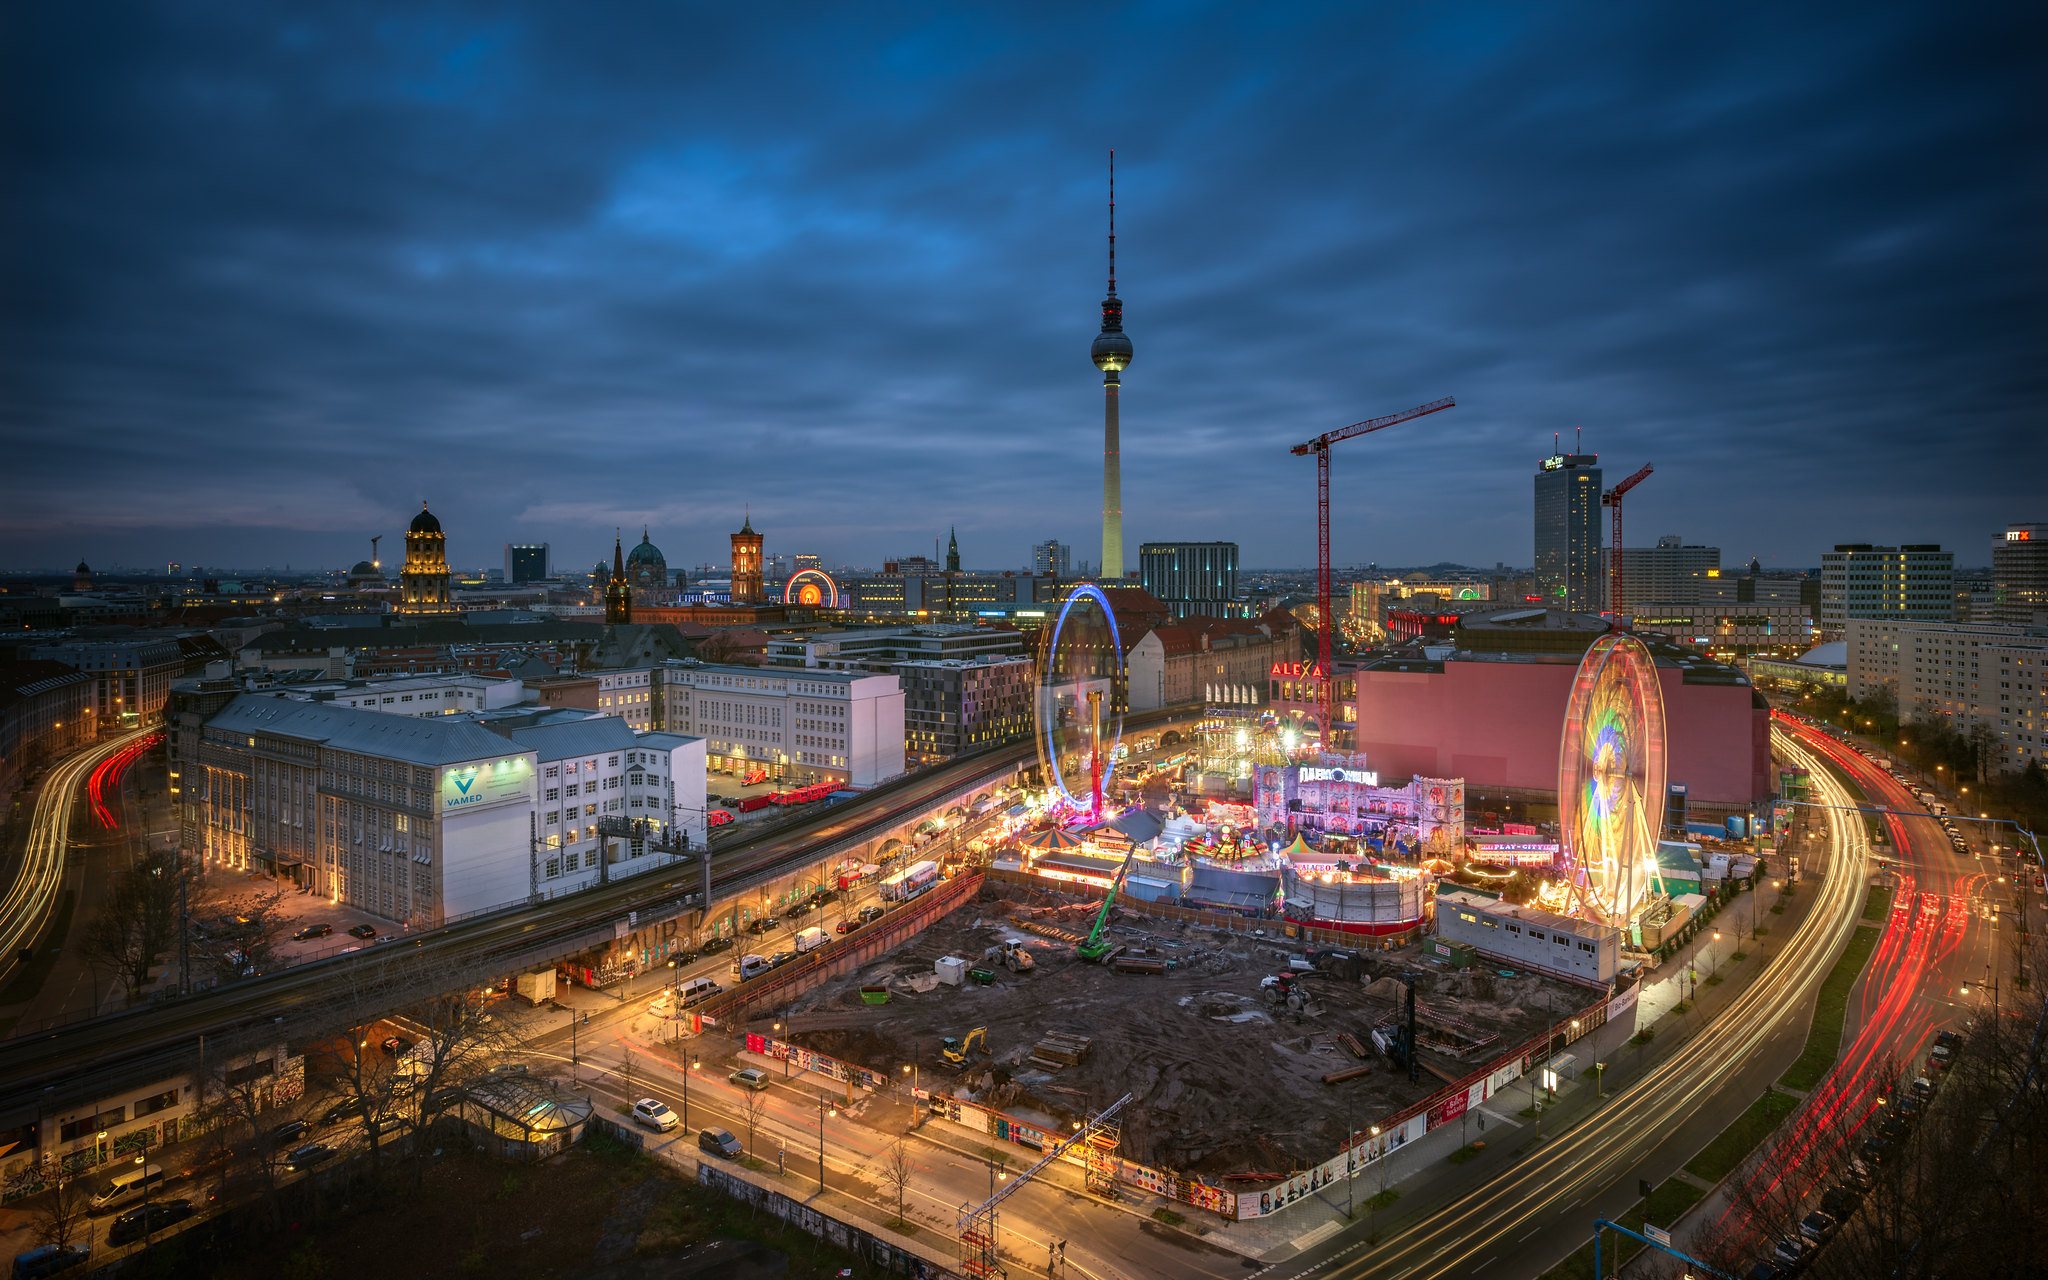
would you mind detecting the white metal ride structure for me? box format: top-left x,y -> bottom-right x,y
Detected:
956,1092 -> 1134,1278
1556,630 -> 1669,926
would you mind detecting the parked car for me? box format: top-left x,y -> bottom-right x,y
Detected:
108,1198 -> 194,1245
698,1127 -> 742,1158
699,935 -> 735,954
782,900 -> 814,919
631,1098 -> 679,1133
745,918 -> 773,935
284,1142 -> 336,1172
1771,1237 -> 1814,1268
424,1086 -> 466,1113
1819,1185 -> 1860,1218
292,923 -> 334,941
835,918 -> 864,934
9,1244 -> 90,1279
766,950 -> 796,969
729,1068 -> 771,1092
1909,1076 -> 1934,1099
1934,1030 -> 1961,1050
381,1035 -> 414,1057
321,1098 -> 366,1126
347,924 -> 378,940
1798,1209 -> 1838,1242
269,1119 -> 308,1144
1840,1158 -> 1874,1190
670,948 -> 700,965
859,905 -> 886,925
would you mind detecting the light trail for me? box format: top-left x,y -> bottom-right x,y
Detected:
0,728 -> 156,966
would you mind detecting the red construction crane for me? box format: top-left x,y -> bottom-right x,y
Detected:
1601,463 -> 1654,631
1291,396 -> 1455,748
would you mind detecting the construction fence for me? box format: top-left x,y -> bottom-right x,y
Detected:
981,866 -> 1424,949
697,1161 -> 957,1278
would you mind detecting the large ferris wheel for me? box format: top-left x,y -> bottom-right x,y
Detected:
1033,584 -> 1126,819
1557,632 -> 1668,927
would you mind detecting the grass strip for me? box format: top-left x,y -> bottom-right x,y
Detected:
1539,1179 -> 1704,1280
1862,883 -> 1894,920
1685,1087 -> 1798,1183
1777,895 -> 1885,1091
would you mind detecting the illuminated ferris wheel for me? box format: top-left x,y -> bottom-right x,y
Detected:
1033,584 -> 1125,817
1557,632 -> 1668,926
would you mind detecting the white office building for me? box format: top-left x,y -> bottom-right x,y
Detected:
596,667 -> 656,730
504,717 -> 706,895
1846,618 -> 2048,769
656,661 -> 905,787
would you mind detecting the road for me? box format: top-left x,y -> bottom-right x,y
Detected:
0,730 -> 155,967
1261,726 -> 1868,1280
0,710 -> 1198,1116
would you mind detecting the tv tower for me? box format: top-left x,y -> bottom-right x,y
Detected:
1090,150 -> 1133,581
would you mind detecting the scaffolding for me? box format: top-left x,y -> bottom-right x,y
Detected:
957,1092 -> 1132,1278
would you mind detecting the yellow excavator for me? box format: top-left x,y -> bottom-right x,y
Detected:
940,1026 -> 989,1069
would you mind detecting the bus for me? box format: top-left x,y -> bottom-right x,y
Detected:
879,860 -> 940,903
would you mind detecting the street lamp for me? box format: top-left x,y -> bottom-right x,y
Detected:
818,1089 -> 837,1193
683,1057 -> 698,1127
1595,1061 -> 1607,1100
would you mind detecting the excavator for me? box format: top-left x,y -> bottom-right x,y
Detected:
1076,847 -> 1143,964
940,1026 -> 989,1070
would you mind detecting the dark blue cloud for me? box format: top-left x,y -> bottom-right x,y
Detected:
3,2 -> 2041,574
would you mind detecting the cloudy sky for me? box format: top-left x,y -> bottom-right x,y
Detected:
4,3 -> 2041,576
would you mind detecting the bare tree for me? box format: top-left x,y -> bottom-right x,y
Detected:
79,848 -> 185,1002
741,1087 -> 768,1159
27,1175 -> 92,1254
192,1028 -> 301,1227
189,885 -> 292,985
881,1135 -> 916,1228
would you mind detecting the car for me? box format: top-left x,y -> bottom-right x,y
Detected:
632,1098 -> 679,1132
782,901 -> 813,919
486,1062 -> 530,1078
1819,1185 -> 1860,1218
1934,1030 -> 1961,1051
1929,1045 -> 1954,1072
347,924 -> 378,940
1876,1115 -> 1908,1144
321,1098 -> 366,1126
292,923 -> 334,941
729,1068 -> 771,1091
1771,1237 -> 1815,1268
700,935 -> 735,954
284,1142 -> 335,1171
1910,1076 -> 1934,1098
269,1119 -> 308,1144
424,1086 -> 467,1112
835,918 -> 863,934
859,905 -> 885,924
108,1197 -> 195,1245
1860,1134 -> 1892,1164
698,1127 -> 742,1158
745,918 -> 773,935
1841,1158 -> 1874,1190
1896,1094 -> 1922,1122
11,1245 -> 91,1279
766,950 -> 796,969
1798,1209 -> 1838,1242
381,1035 -> 414,1057
671,948 -> 700,965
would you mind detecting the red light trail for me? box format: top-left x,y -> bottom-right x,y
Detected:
87,732 -> 160,829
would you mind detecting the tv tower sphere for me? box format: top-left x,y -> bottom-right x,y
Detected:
1092,305 -> 1132,373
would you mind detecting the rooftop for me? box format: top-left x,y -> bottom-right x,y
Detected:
207,695 -> 525,767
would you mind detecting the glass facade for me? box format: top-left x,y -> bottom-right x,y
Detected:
1533,454 -> 1602,613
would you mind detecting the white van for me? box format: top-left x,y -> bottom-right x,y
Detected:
793,926 -> 827,954
680,975 -> 722,1007
731,954 -> 770,982
90,1162 -> 166,1212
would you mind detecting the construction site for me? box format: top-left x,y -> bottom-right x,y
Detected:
772,879 -> 1593,1176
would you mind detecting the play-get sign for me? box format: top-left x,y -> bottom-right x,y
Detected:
442,758 -> 530,811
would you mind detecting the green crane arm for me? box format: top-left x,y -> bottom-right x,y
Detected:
1078,847 -> 1141,961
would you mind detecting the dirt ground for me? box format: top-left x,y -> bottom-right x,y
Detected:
780,882 -> 1589,1175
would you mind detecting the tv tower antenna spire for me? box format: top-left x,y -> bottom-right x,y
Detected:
1091,150 -> 1134,581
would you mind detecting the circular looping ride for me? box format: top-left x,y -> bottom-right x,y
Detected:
1557,632 -> 1668,926
1033,584 -> 1125,814
782,569 -> 840,608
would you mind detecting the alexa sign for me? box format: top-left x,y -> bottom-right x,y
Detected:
442,758 -> 530,811
1299,766 -> 1378,786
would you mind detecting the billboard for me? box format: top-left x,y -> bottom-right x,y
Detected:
441,757 -> 532,812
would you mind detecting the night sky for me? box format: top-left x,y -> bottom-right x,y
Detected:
4,4 -> 2041,576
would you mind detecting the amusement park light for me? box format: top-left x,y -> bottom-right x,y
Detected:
1236,729 -> 1249,746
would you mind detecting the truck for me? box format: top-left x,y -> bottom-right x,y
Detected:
735,794 -> 774,814
515,969 -> 558,1004
879,859 -> 940,903
793,926 -> 828,954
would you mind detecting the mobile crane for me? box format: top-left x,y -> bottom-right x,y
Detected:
1076,847 -> 1142,963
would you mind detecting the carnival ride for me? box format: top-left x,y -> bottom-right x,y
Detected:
1556,632 -> 1669,926
782,568 -> 840,608
1034,583 -> 1125,822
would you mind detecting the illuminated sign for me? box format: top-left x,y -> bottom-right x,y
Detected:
442,758 -> 530,812
1270,662 -> 1326,679
2011,530 -> 2034,542
1299,766 -> 1378,786
1541,456 -> 1564,470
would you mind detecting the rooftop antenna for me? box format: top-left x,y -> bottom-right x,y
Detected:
1108,148 -> 1116,296
1575,427 -> 1583,453
1553,432 -> 1559,456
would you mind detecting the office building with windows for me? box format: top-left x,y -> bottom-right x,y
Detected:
655,661 -> 904,788
1602,536 -> 1721,613
1033,538 -> 1073,579
1533,451 -> 1603,613
504,717 -> 706,896
1993,523 -> 2048,626
1139,542 -> 1239,618
896,654 -> 1034,764
504,543 -> 552,584
1845,617 -> 2048,770
1818,544 -> 1955,639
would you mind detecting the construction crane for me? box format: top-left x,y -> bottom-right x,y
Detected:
1076,847 -> 1142,963
956,1092 -> 1134,1278
1291,397 -> 1456,748
1600,463 -> 1654,631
